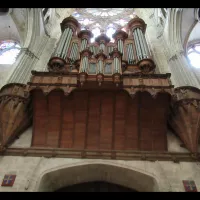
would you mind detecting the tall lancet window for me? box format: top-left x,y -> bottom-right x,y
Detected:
0,40 -> 21,64
187,44 -> 200,68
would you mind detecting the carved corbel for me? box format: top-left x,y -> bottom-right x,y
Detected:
147,88 -> 157,99
96,73 -> 104,86
79,72 -> 87,87
169,86 -> 200,153
0,84 -> 32,149
112,73 -> 121,87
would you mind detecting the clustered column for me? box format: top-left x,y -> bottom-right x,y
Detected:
128,16 -> 150,61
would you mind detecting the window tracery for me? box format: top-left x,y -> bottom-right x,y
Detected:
187,44 -> 200,68
72,8 -> 135,42
0,40 -> 21,64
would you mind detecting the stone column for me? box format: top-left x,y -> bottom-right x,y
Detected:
48,16 -> 79,72
78,30 -> 93,52
168,53 -> 200,88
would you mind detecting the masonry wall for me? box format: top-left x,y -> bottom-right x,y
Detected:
0,156 -> 200,192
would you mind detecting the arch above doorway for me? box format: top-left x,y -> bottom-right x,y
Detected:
35,161 -> 160,192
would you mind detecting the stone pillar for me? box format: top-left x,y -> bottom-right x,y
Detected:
112,30 -> 128,59
7,8 -> 41,84
168,53 -> 200,88
78,30 -> 93,52
48,16 -> 79,72
95,33 -> 110,54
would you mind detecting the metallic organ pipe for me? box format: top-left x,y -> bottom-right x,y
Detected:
141,31 -> 150,57
135,29 -> 143,59
59,28 -> 70,57
118,39 -> 124,55
114,57 -> 120,73
133,30 -> 141,61
130,43 -> 135,63
55,28 -> 67,57
136,28 -> 146,59
74,43 -> 78,60
127,44 -> 131,63
100,43 -> 105,51
134,29 -> 142,60
80,39 -> 88,52
61,28 -> 73,59
138,28 -> 149,58
98,60 -> 103,73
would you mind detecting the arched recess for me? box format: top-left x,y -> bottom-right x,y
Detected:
35,162 -> 160,192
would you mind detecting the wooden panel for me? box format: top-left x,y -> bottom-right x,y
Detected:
32,90 -> 47,146
99,92 -> 114,150
114,91 -> 126,150
32,89 -> 169,151
73,91 -> 88,149
152,93 -> 168,151
46,91 -> 62,147
139,92 -> 154,151
60,94 -> 74,148
86,92 -> 101,150
125,94 -> 139,150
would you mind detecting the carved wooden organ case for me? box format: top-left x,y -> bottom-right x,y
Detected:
0,16 -> 200,159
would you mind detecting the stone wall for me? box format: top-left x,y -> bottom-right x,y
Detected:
0,156 -> 200,192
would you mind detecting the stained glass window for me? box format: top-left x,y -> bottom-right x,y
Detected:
187,44 -> 200,68
72,8 -> 135,43
0,40 -> 21,64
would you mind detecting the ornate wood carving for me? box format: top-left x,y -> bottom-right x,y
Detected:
137,58 -> 156,74
169,86 -> 200,153
48,57 -> 68,73
0,84 -> 32,151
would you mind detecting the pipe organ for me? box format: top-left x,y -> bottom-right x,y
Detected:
1,15 -> 200,161
48,15 -> 155,76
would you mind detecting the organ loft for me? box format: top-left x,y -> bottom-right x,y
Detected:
0,14 -> 199,155
0,8 -> 200,192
